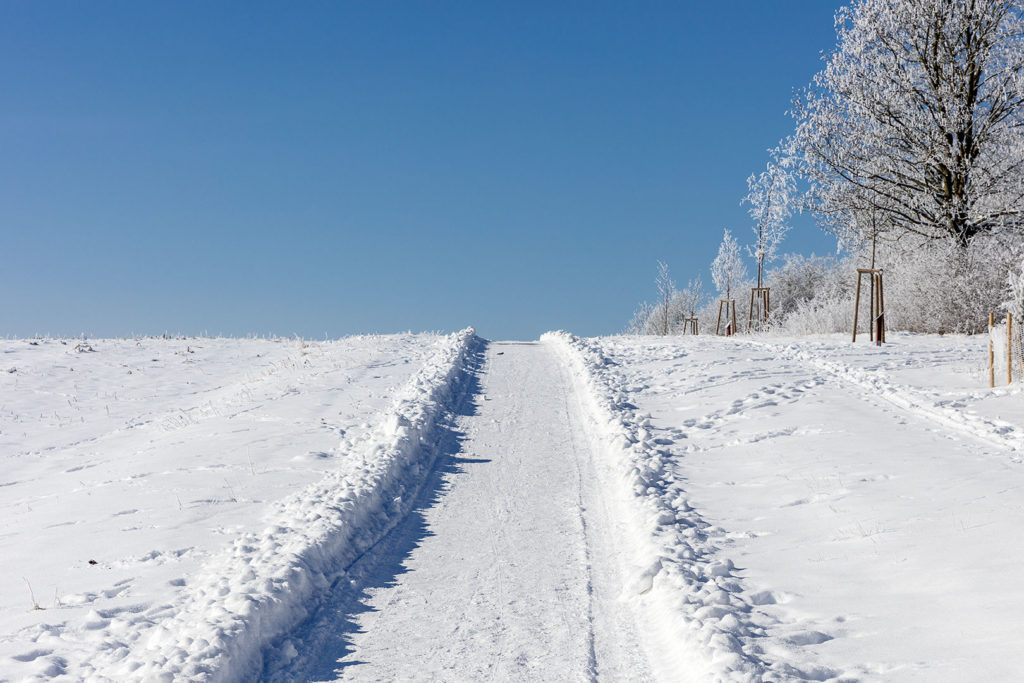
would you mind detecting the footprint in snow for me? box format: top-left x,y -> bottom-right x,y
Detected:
785,630 -> 834,646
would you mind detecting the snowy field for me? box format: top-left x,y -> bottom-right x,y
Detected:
2,330 -> 1021,682
553,332 -> 1024,681
0,332 -> 468,680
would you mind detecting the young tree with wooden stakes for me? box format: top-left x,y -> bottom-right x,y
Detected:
743,149 -> 796,330
679,276 -> 704,334
654,260 -> 676,336
711,229 -> 746,334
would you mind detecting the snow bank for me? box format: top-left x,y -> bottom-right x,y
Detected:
542,332 -> 766,682
80,328 -> 478,682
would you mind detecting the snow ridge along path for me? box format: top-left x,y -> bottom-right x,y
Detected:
86,328 -> 478,682
544,332 -> 765,682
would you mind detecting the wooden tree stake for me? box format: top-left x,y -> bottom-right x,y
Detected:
989,312 -> 995,388
716,300 -> 737,336
852,268 -> 885,344
747,287 -> 770,332
1008,312 -> 1014,385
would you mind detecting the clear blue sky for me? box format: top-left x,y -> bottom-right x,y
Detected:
1,2 -> 844,340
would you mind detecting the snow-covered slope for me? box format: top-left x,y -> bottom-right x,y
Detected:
0,331 -> 475,681
4,330 -> 1022,682
568,332 -> 1024,681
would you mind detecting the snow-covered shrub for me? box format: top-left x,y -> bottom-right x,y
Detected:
627,264 -> 708,335
762,254 -> 852,335
879,237 -> 1021,334
768,254 -> 850,318
762,236 -> 1022,336
625,301 -> 655,335
769,291 -> 853,335
1005,257 -> 1024,320
627,234 -> 1020,337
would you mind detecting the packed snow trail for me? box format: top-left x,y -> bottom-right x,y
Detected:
264,341 -> 654,682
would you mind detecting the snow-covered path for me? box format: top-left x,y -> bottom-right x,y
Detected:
266,341 -> 652,682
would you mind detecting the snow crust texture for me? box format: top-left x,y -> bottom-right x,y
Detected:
543,332 -> 766,682
3,329 -> 476,682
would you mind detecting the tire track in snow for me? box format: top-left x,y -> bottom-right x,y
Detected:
268,340 -> 650,682
545,332 -> 771,683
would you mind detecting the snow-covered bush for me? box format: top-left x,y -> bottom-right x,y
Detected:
878,237 -> 1021,334
625,301 -> 655,335
626,263 -> 709,335
763,253 -> 853,335
1005,257 -> 1024,320
767,253 -> 851,320
628,232 -> 1022,338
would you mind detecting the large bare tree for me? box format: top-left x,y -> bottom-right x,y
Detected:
792,0 -> 1024,249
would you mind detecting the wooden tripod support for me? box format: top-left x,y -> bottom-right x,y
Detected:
852,268 -> 885,344
682,317 -> 698,335
747,287 -> 770,331
988,311 -> 1018,388
716,300 -> 737,336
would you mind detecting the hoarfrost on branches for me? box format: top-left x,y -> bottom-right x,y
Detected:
743,148 -> 796,287
711,229 -> 747,301
626,301 -> 655,335
792,0 -> 1024,249
679,277 -> 705,319
654,260 -> 676,336
1006,257 -> 1024,318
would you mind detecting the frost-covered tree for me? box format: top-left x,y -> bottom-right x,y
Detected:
711,229 -> 746,300
743,149 -> 796,287
792,0 -> 1024,250
1006,257 -> 1024,318
679,277 -> 705,319
768,253 -> 851,321
654,260 -> 676,335
626,301 -> 655,335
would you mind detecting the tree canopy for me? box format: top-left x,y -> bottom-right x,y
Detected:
792,0 -> 1024,249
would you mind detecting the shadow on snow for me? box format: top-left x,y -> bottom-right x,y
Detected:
261,336 -> 489,683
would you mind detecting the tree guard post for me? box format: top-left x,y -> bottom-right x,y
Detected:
716,299 -> 737,336
989,312 -> 995,388
1008,312 -> 1014,385
683,317 -> 698,335
874,271 -> 886,345
852,268 -> 885,344
747,287 -> 770,332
